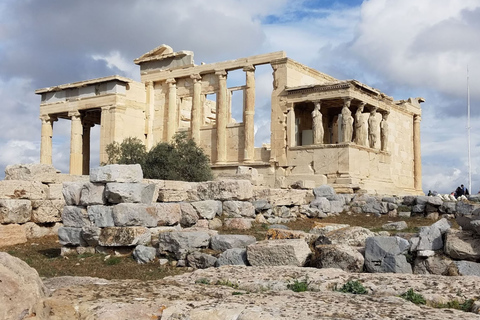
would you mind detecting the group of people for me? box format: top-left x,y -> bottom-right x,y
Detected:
453,184 -> 469,198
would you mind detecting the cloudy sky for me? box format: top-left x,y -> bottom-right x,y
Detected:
1,0 -> 480,194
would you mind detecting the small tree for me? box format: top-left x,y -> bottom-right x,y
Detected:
104,137 -> 146,166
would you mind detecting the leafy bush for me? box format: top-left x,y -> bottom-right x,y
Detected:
400,289 -> 426,305
216,279 -> 239,289
433,299 -> 475,312
287,277 -> 310,292
337,280 -> 368,294
104,132 -> 213,182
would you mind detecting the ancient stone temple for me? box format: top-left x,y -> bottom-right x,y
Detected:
36,44 -> 423,195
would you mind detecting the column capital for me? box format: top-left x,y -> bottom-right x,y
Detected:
190,74 -> 202,82
166,78 -> 176,86
358,101 -> 366,107
145,81 -> 154,88
68,111 -> 81,119
243,65 -> 255,72
215,69 -> 227,78
40,114 -> 57,123
343,97 -> 353,104
414,114 -> 421,122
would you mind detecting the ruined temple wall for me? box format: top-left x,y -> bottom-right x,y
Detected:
284,59 -> 338,88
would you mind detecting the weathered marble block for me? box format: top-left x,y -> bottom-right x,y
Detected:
79,182 -> 105,206
311,244 -> 364,272
112,203 -> 157,227
154,203 -> 182,226
46,183 -> 64,200
195,180 -> 253,201
87,205 -> 114,227
0,224 -> 27,247
98,227 -> 151,246
24,222 -> 62,239
31,199 -> 63,223
62,181 -> 84,205
364,236 -> 412,273
444,230 -> 480,261
158,231 -> 211,259
210,234 -> 256,251
0,180 -> 48,200
222,201 -> 255,218
58,227 -> 84,246
247,239 -> 311,267
62,206 -> 91,228
105,183 -> 156,204
90,164 -> 143,183
191,200 -> 222,220
253,188 -> 312,206
0,199 -> 32,224
215,248 -> 248,267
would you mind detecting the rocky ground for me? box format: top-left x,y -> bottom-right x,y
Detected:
39,266 -> 480,320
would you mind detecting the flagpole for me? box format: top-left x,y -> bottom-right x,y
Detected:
467,66 -> 472,193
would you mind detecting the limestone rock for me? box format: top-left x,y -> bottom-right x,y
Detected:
133,245 -> 157,264
309,222 -> 350,236
411,218 -> 451,251
247,239 -> 311,266
252,199 -> 271,212
4,163 -> 59,182
195,180 -> 253,201
253,187 -> 312,206
179,202 -> 199,227
222,200 -> 256,218
313,185 -> 335,198
444,230 -> 480,261
186,251 -> 217,269
158,231 -> 211,259
0,199 -> 31,224
81,226 -> 101,246
47,183 -> 64,200
315,226 -> 374,247
382,221 -> 408,231
24,222 -> 62,239
413,254 -> 453,275
58,227 -> 84,246
154,180 -> 194,202
62,181 -> 84,205
191,200 -> 222,220
311,244 -> 364,272
309,197 -> 331,213
210,234 -> 256,251
112,203 -> 157,227
105,182 -> 156,204
0,224 -> 27,247
0,252 -> 47,320
224,218 -> 253,230
149,226 -> 180,247
79,182 -> 105,206
449,261 -> 480,277
215,248 -> 248,266
90,164 -> 143,183
0,180 -> 48,200
154,203 -> 182,226
266,228 -> 318,246
364,236 -> 412,273
98,227 -> 151,246
62,206 -> 91,228
208,218 -> 223,230
87,205 -> 114,227
456,207 -> 480,234
31,199 -> 63,223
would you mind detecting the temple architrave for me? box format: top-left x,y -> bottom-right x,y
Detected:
36,44 -> 424,195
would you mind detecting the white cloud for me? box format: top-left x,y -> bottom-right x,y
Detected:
92,51 -> 140,81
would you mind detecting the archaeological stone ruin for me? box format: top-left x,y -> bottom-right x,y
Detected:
36,44 -> 423,195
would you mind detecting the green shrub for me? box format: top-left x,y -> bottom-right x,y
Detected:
433,299 -> 475,312
338,280 -> 368,294
104,132 -> 213,182
195,278 -> 211,285
400,289 -> 426,305
104,256 -> 122,266
287,277 -> 310,292
216,279 -> 239,289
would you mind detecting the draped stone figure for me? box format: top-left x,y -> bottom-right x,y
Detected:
341,99 -> 353,143
380,111 -> 389,151
312,101 -> 324,144
354,102 -> 367,146
368,107 -> 378,148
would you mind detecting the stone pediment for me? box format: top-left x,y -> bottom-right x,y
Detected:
134,44 -> 193,65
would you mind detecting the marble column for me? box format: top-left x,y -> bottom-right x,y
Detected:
166,78 -> 177,142
145,81 -> 154,150
69,111 -> 83,175
243,65 -> 255,162
190,74 -> 202,143
413,114 -> 422,191
215,70 -> 228,164
82,122 -> 94,175
40,115 -> 55,165
99,106 -> 112,165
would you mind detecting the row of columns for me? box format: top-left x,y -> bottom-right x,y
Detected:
163,65 -> 256,164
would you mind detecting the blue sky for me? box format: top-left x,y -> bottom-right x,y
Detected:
1,0 -> 480,194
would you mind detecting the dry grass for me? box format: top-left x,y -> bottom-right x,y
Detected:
1,212 -> 457,280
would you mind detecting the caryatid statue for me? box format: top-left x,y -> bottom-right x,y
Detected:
380,111 -> 389,151
368,107 -> 378,148
312,101 -> 324,144
341,98 -> 353,143
354,102 -> 367,146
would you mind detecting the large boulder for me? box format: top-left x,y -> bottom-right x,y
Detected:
210,234 -> 256,251
364,236 -> 412,273
413,254 -> 453,275
222,201 -> 256,218
179,202 -> 199,227
87,205 -> 114,227
247,239 -> 311,266
0,180 -> 48,200
456,207 -> 480,235
154,203 -> 182,226
4,163 -> 58,182
105,182 -> 156,204
312,185 -> 335,198
31,199 -> 63,223
195,180 -> 253,201
90,164 -> 143,183
133,245 -> 157,264
0,253 -> 47,320
62,206 -> 92,228
158,231 -> 211,259
215,248 -> 248,267
444,230 -> 480,261
186,251 -> 217,269
191,200 -> 222,220
112,203 -> 157,227
449,261 -> 480,277
98,227 -> 151,246
410,218 -> 451,251
311,244 -> 364,272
